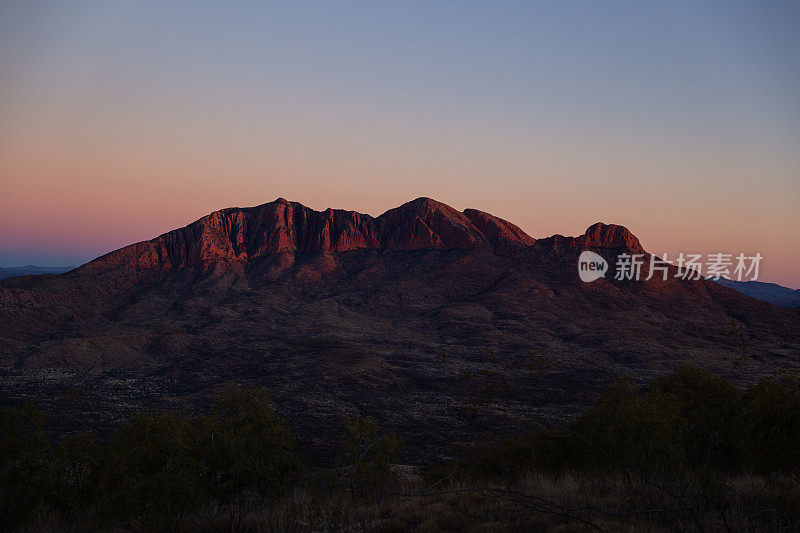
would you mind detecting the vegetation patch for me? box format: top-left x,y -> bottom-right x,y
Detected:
2,366 -> 799,530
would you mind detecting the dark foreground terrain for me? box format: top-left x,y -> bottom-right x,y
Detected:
3,367 -> 799,531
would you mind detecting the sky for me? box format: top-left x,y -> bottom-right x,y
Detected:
0,1 -> 798,287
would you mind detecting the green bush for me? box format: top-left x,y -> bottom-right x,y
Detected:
202,387 -> 299,503
442,435 -> 539,482
45,431 -> 105,524
4,367 -> 800,530
103,412 -> 209,528
0,403 -> 49,527
649,365 -> 741,470
39,387 -> 299,529
570,380 -> 689,474
738,374 -> 800,473
444,367 -> 799,480
98,388 -> 299,528
340,417 -> 403,497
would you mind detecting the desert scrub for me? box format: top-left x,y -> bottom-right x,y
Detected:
0,387 -> 300,531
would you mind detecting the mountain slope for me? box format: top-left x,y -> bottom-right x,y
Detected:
1,197 -> 797,461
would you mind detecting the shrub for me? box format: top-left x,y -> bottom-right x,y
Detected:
650,365 -> 742,470
340,417 -> 403,497
45,431 -> 105,524
201,387 -> 299,504
570,380 -> 689,474
1,389 -> 300,529
441,434 -> 539,482
738,374 -> 800,473
424,367 -> 800,485
0,403 -> 49,527
98,388 -> 299,527
102,412 -> 208,528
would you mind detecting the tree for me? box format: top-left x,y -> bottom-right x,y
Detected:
340,417 -> 403,498
45,431 -> 105,525
103,412 -> 208,528
738,374 -> 800,473
0,403 -> 49,527
202,387 -> 299,503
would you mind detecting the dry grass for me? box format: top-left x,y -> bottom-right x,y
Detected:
184,470 -> 800,532
18,469 -> 800,531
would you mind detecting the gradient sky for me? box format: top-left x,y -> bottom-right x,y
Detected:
1,1 -> 798,286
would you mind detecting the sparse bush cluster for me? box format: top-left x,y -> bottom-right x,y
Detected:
2,366 -> 799,531
0,387 -> 299,530
445,366 -> 800,480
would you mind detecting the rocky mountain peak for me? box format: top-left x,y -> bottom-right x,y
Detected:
376,197 -> 486,250
579,222 -> 644,251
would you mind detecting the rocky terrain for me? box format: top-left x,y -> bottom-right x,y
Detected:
1,197 -> 798,463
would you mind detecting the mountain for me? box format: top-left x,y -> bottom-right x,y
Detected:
714,278 -> 800,308
1,197 -> 798,461
0,265 -> 75,280
76,197 -> 535,275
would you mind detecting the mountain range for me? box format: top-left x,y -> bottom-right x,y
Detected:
1,197 -> 798,461
0,265 -> 74,280
713,278 -> 800,308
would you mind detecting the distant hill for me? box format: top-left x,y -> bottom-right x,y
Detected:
0,265 -> 75,280
714,278 -> 800,308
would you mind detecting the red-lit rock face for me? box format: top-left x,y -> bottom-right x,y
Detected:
533,222 -> 643,253
79,197 -> 544,273
77,197 -> 647,276
579,222 -> 643,251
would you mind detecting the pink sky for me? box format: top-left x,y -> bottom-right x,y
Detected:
1,2 -> 798,287
1,134 -> 797,287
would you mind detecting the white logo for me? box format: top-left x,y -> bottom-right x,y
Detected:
578,251 -> 608,282
577,251 -> 763,282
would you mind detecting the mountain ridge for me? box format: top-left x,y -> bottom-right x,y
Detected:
0,265 -> 75,280
714,278 -> 800,308
75,197 -> 639,276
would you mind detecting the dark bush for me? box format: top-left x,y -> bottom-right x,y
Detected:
570,379 -> 689,474
103,412 -> 208,528
738,374 -> 800,473
49,387 -> 300,529
45,431 -> 105,524
201,387 -> 299,504
4,367 -> 800,530
0,403 -> 49,527
444,367 -> 787,480
649,365 -> 742,470
340,417 -> 403,497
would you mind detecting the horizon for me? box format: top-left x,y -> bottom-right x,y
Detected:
1,2 -> 798,286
